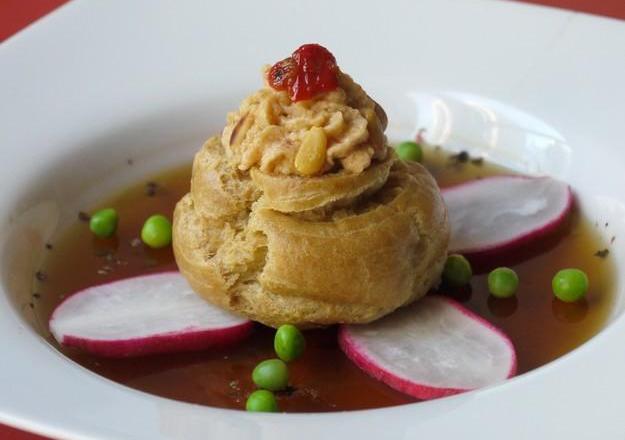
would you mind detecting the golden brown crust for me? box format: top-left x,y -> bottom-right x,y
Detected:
190,137 -> 260,220
173,136 -> 449,327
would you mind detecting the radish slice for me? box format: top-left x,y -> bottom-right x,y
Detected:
339,296 -> 516,400
443,175 -> 572,258
49,272 -> 252,358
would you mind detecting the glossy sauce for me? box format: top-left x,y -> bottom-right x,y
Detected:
268,44 -> 339,101
34,149 -> 616,411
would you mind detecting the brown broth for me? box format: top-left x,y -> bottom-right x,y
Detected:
33,149 -> 616,412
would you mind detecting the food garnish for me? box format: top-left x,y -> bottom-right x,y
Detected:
339,296 -> 516,400
49,272 -> 252,357
268,44 -> 339,101
552,268 -> 589,303
488,267 -> 519,298
443,175 -> 572,260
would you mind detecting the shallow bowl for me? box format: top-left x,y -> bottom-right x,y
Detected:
2,1 -> 625,438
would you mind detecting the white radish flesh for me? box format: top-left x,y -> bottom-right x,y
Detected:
442,175 -> 572,256
339,296 -> 516,400
49,272 -> 252,357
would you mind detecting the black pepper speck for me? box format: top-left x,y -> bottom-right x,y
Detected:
594,249 -> 610,258
454,151 -> 470,163
145,182 -> 158,197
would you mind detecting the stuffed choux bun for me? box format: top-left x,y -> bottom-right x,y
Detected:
173,44 -> 449,327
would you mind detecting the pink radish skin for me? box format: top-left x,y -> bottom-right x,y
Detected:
339,296 -> 516,400
442,175 -> 573,266
49,272 -> 252,358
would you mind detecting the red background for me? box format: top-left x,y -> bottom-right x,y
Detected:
0,0 -> 623,438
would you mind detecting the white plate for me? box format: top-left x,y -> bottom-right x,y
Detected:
2,0 -> 625,439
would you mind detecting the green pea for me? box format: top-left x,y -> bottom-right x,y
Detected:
89,208 -> 118,238
395,141 -> 423,162
552,268 -> 588,302
274,324 -> 306,362
442,254 -> 472,287
141,214 -> 172,248
252,359 -> 289,391
245,389 -> 278,413
488,267 -> 519,298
